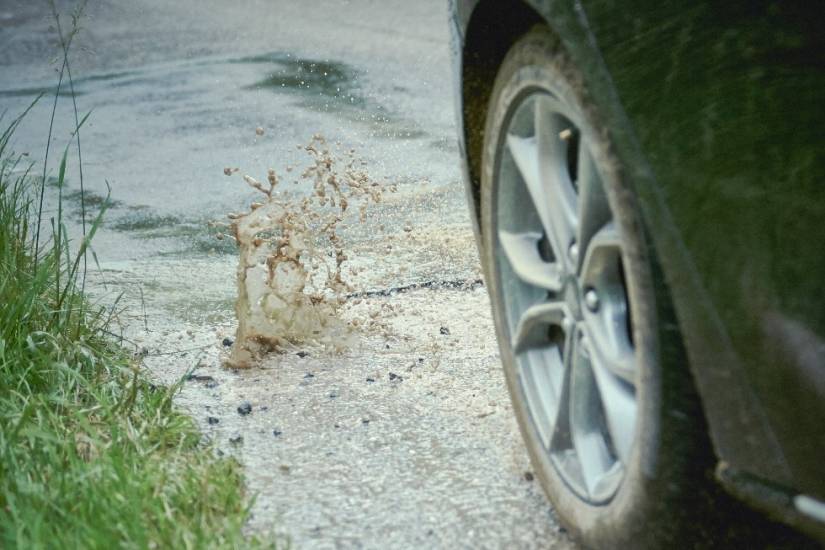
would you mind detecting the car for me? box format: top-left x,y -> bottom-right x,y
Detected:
449,1 -> 825,547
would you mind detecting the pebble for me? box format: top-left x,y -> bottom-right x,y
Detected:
222,337 -> 234,347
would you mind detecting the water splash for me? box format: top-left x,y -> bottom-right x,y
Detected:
223,135 -> 389,368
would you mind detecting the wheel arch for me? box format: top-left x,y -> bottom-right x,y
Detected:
460,0 -> 544,226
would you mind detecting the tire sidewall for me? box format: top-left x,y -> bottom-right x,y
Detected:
479,28 -> 668,549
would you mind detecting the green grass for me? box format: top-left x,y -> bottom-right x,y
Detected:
0,104 -> 269,550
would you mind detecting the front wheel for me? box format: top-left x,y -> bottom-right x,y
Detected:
479,26 -> 789,549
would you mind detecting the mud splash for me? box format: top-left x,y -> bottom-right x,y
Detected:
223,135 -> 390,368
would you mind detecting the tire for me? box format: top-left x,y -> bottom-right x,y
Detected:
478,26 -> 798,549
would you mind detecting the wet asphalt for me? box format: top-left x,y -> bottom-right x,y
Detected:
0,1 -> 575,548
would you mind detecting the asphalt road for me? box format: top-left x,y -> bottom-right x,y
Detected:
0,1 -> 576,548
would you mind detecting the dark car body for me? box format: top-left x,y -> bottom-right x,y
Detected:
450,0 -> 825,539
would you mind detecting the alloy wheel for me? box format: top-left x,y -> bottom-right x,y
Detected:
493,90 -> 638,504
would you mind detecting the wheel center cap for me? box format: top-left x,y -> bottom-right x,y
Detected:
564,278 -> 583,320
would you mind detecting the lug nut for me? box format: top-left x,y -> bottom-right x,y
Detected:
584,288 -> 600,312
568,242 -> 579,264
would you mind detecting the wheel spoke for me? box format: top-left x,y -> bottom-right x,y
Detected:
580,222 -> 635,383
498,230 -> 563,291
548,323 -> 575,451
535,94 -> 578,271
575,145 -> 611,273
581,320 -> 635,383
506,133 -> 552,235
518,304 -> 573,449
581,336 -> 637,463
521,347 -> 564,448
567,331 -> 618,498
581,222 -> 622,263
510,301 -> 567,355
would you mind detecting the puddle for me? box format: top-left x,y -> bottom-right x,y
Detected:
235,51 -> 425,140
64,188 -> 122,210
0,86 -> 85,99
62,188 -> 121,223
239,52 -> 367,108
111,212 -> 182,232
0,69 -> 142,98
190,234 -> 239,256
0,70 -> 142,97
75,70 -> 141,85
111,210 -> 238,256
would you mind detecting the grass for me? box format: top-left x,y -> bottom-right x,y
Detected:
0,47 -> 270,550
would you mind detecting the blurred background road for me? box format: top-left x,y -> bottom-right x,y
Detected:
1,0 -> 460,260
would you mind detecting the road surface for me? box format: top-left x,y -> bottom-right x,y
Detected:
0,1 -> 575,547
